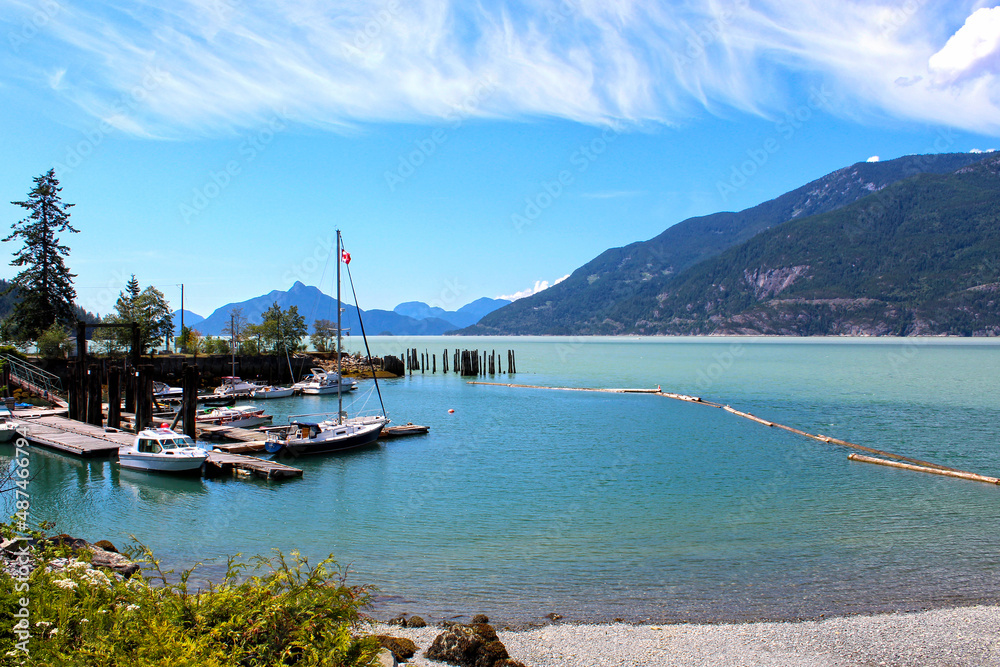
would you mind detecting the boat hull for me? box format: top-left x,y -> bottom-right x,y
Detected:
271,422 -> 383,457
251,388 -> 294,399
118,453 -> 207,474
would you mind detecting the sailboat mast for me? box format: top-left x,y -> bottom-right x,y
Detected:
336,230 -> 343,425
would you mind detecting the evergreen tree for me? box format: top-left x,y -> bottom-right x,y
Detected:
4,169 -> 79,341
104,275 -> 174,355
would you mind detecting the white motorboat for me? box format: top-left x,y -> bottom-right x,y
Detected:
117,426 -> 209,474
214,376 -> 263,396
0,407 -> 20,443
266,230 -> 387,457
250,385 -> 295,399
153,381 -> 183,400
291,368 -> 357,395
196,405 -> 273,428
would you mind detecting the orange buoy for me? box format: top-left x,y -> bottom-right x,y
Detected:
448,409 -> 455,413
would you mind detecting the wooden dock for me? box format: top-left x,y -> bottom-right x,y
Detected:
204,451 -> 302,480
16,414 -> 131,457
15,413 -> 302,480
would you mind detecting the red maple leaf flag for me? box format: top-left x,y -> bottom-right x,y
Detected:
341,249 -> 351,264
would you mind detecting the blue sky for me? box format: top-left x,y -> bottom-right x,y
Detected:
2,0 -> 999,319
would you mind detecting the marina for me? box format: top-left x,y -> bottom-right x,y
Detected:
4,337 -> 1000,625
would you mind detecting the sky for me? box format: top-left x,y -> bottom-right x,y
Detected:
1,0 -> 999,319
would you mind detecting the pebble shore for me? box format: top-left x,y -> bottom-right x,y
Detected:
373,604 -> 1000,666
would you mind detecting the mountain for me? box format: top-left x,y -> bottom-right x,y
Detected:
466,152 -> 990,335
393,297 -> 510,329
195,282 -> 472,336
172,309 -> 204,335
607,155 -> 1000,335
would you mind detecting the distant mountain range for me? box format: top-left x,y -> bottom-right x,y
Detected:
173,284 -> 509,336
464,152 -> 999,336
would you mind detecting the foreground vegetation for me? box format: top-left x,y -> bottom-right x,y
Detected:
0,527 -> 380,667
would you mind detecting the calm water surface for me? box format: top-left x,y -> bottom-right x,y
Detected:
5,337 -> 1000,624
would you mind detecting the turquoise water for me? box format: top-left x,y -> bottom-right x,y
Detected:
6,337 -> 1000,624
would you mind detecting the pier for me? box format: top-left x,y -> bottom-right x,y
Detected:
14,412 -> 303,481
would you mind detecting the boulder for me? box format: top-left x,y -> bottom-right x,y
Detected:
425,622 -> 521,667
374,635 -> 417,662
471,614 -> 489,624
87,547 -> 140,578
406,615 -> 427,628
375,648 -> 397,667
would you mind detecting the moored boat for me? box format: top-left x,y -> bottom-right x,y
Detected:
291,368 -> 357,395
267,230 -> 388,457
117,426 -> 209,474
0,407 -> 20,443
214,376 -> 263,396
196,405 -> 273,428
251,385 -> 295,399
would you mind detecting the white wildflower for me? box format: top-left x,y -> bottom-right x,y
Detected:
125,604 -> 139,612
48,628 -> 59,637
53,579 -> 78,590
35,621 -> 51,628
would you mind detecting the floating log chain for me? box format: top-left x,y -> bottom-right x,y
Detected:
848,454 -> 1000,485
470,381 -> 997,486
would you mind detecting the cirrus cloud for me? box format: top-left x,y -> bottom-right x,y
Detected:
2,1 -> 1000,136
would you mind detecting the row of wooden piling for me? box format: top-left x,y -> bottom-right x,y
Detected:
400,349 -> 517,377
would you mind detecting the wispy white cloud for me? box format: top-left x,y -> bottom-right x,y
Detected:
3,0 -> 1000,136
497,274 -> 569,301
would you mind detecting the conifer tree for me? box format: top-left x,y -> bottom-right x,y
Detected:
4,169 -> 79,341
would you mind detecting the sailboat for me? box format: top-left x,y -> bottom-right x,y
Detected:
264,231 -> 387,456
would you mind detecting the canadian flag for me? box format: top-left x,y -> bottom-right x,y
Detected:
341,249 -> 351,264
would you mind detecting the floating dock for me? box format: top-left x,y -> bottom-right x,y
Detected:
15,412 -> 302,481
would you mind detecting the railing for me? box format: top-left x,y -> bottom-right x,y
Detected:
1,353 -> 65,398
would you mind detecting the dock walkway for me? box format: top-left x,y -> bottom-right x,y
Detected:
15,413 -> 302,480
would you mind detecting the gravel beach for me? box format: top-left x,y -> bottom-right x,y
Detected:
372,604 -> 1000,666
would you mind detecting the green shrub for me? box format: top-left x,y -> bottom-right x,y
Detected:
0,535 -> 379,667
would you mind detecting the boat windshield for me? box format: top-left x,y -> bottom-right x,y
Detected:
161,436 -> 196,450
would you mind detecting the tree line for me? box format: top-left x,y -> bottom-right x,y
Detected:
2,169 -> 336,359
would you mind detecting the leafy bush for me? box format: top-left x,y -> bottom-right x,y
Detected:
0,535 -> 379,667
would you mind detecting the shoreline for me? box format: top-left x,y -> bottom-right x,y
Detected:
372,604 -> 1000,666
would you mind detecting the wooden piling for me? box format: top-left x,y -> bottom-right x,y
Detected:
86,364 -> 103,427
107,366 -> 121,430
182,364 -> 199,439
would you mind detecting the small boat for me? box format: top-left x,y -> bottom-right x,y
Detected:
291,368 -> 357,395
214,376 -> 263,396
153,381 -> 183,400
196,405 -> 273,428
250,385 -> 295,399
118,426 -> 209,474
0,407 -> 20,443
265,418 -> 383,456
